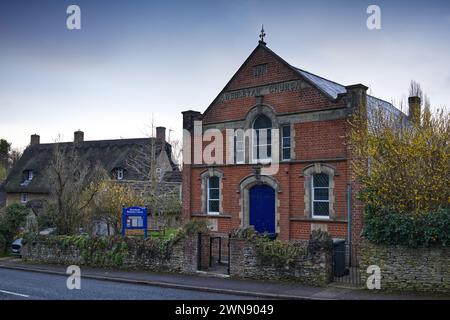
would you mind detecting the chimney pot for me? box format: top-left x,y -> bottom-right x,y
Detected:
156,127 -> 166,142
74,130 -> 84,143
408,96 -> 421,124
30,134 -> 40,146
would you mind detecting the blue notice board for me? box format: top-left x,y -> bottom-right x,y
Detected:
122,206 -> 148,238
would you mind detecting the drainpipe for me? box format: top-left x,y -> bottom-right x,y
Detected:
347,184 -> 352,267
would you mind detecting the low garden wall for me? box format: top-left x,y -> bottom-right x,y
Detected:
21,228 -> 334,287
21,234 -> 199,274
229,230 -> 333,286
359,240 -> 450,294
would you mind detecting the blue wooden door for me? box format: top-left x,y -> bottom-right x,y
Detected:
249,185 -> 275,234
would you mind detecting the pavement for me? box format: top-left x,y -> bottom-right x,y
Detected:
0,257 -> 448,300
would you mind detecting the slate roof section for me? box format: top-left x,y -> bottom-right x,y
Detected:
3,138 -> 181,194
294,67 -> 405,119
294,68 -> 347,100
161,170 -> 183,183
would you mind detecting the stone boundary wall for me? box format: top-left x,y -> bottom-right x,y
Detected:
21,234 -> 333,286
229,238 -> 332,286
21,235 -> 199,274
359,240 -> 450,294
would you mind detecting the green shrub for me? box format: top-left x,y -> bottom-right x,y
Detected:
363,205 -> 450,247
0,204 -> 29,253
171,219 -> 210,244
231,227 -> 307,268
0,234 -> 6,254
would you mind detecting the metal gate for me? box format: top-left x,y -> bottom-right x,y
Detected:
332,241 -> 362,286
197,233 -> 230,275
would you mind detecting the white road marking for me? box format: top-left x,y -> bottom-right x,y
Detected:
0,289 -> 30,298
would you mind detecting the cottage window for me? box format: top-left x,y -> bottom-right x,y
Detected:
20,193 -> 28,203
234,129 -> 245,164
207,176 -> 220,214
117,168 -> 124,180
281,125 -> 291,160
253,115 -> 272,162
156,167 -> 162,179
312,173 -> 330,218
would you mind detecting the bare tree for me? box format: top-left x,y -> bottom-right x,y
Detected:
125,120 -> 182,228
46,141 -> 106,235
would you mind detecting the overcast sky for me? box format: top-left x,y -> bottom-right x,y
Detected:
1,0 -> 449,150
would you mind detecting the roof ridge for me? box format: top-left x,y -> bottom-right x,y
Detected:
32,137 -> 155,146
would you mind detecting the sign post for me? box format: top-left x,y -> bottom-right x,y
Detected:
122,206 -> 148,239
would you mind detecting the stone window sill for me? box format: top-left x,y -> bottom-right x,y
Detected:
191,213 -> 232,219
289,216 -> 348,223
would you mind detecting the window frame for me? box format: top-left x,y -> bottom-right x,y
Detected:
234,130 -> 245,164
281,125 -> 291,161
207,176 -> 220,215
20,193 -> 28,204
117,168 -> 124,180
252,115 -> 272,163
311,173 -> 330,219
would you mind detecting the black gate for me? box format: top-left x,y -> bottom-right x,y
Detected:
197,233 -> 230,275
332,241 -> 362,286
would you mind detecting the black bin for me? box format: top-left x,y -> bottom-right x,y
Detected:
333,239 -> 347,277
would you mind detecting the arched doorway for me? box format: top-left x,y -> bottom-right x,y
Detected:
249,185 -> 276,235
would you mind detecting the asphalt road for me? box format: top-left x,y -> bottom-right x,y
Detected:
0,268 -> 255,300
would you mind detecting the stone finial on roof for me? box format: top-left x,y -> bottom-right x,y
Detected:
259,25 -> 266,45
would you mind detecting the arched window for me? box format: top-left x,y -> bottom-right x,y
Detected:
312,173 -> 330,218
303,163 -> 336,219
253,115 -> 272,162
207,176 -> 220,214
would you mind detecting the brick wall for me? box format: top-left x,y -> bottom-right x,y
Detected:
182,43 -> 366,242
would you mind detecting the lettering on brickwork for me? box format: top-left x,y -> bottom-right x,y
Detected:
219,80 -> 302,103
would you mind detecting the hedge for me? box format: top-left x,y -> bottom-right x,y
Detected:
363,205 -> 450,247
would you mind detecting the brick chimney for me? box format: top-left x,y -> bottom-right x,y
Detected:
408,96 -> 421,124
182,110 -> 202,132
30,134 -> 40,146
156,127 -> 166,142
74,130 -> 84,143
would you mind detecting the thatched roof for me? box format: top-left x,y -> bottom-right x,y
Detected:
3,138 -> 180,193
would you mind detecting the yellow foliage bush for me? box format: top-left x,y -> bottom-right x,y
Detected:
350,106 -> 449,215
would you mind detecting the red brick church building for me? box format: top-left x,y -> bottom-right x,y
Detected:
182,37 -> 406,242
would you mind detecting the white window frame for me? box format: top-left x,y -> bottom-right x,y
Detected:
117,168 -> 124,180
27,170 -> 34,181
281,125 -> 291,161
207,177 -> 220,215
311,174 -> 330,219
234,131 -> 245,164
252,128 -> 272,163
20,193 -> 28,203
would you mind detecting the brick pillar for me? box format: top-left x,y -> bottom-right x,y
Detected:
181,110 -> 202,222
345,84 -> 368,244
